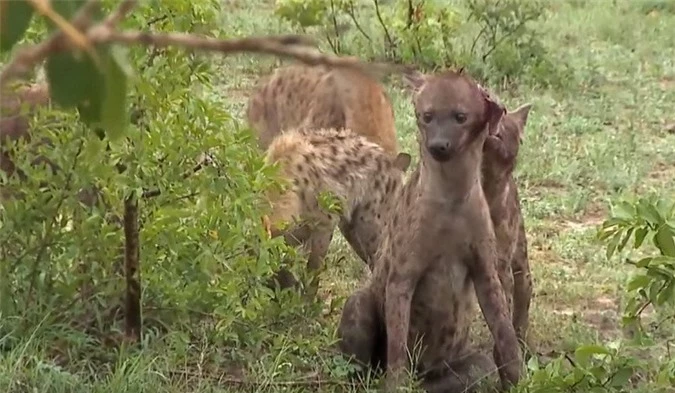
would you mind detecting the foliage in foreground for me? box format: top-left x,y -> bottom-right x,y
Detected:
508,196 -> 675,392
2,0 -> 316,377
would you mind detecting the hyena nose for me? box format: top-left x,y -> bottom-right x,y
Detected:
427,142 -> 451,162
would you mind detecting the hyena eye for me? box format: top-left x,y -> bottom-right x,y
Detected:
454,112 -> 467,124
421,111 -> 434,124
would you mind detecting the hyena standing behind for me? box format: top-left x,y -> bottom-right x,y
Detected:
246,64 -> 400,156
337,69 -> 522,393
264,127 -> 411,294
247,64 -> 405,292
480,98 -> 534,350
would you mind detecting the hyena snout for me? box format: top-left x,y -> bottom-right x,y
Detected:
427,138 -> 452,162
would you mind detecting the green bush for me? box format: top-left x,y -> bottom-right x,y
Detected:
0,0 -> 309,357
512,197 -> 675,392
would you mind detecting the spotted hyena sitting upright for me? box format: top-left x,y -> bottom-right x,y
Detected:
337,69 -> 523,393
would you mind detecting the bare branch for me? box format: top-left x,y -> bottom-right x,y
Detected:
123,192 -> 141,342
372,0 -> 395,56
98,30 -> 401,78
25,0 -> 94,54
0,0 -> 406,90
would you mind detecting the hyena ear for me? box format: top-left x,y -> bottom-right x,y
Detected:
393,153 -> 412,172
402,68 -> 426,94
509,103 -> 533,135
478,84 -> 506,136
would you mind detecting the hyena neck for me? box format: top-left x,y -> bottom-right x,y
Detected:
419,147 -> 484,206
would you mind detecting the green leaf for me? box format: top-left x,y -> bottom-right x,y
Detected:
526,354 -> 540,371
647,280 -> 663,303
634,226 -> 649,249
45,51 -> 102,108
637,200 -> 663,226
655,279 -> 674,306
626,274 -> 650,292
600,217 -> 629,229
597,221 -> 622,241
654,226 -> 675,257
100,46 -> 132,141
635,257 -> 653,268
648,255 -> 675,267
646,265 -> 672,280
606,231 -> 622,260
613,201 -> 635,221
46,44 -> 132,139
655,199 -> 674,220
574,345 -> 611,367
0,0 -> 34,53
617,227 -> 634,253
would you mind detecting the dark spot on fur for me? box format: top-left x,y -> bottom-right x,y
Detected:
385,178 -> 397,194
337,164 -> 347,177
405,189 -> 413,205
388,268 -> 408,284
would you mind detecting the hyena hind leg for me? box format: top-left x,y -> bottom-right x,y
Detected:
512,222 -> 533,351
337,288 -> 386,375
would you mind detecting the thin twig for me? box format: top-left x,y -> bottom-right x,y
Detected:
372,0 -> 396,57
481,18 -> 529,62
469,24 -> 488,57
344,0 -> 371,42
323,30 -> 339,54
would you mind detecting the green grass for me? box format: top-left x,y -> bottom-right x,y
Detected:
3,0 -> 675,391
